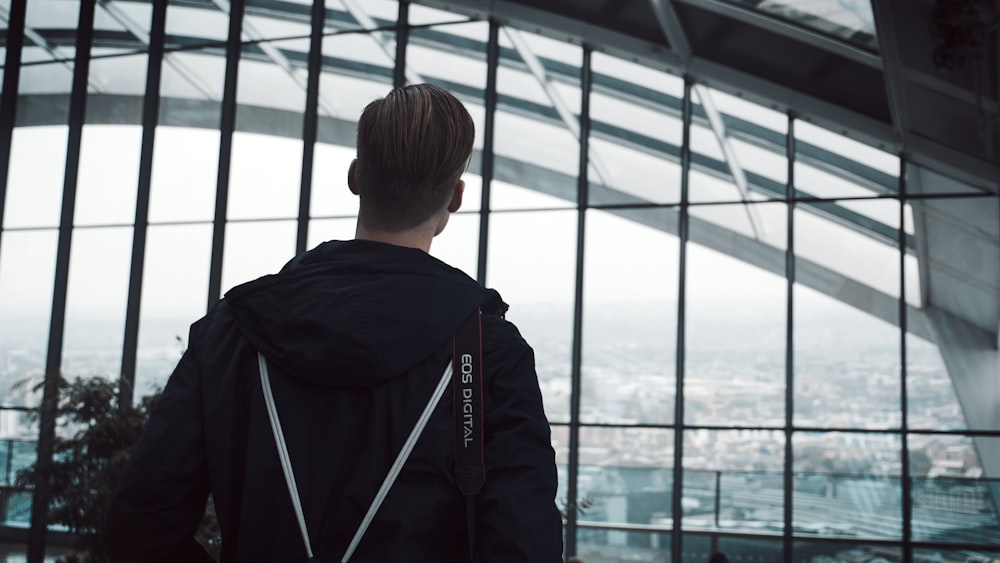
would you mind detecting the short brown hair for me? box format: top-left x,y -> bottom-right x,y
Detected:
354,83 -> 475,231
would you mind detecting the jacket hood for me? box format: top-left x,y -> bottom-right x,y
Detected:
224,239 -> 503,388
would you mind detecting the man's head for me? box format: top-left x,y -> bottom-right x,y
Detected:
351,83 -> 475,232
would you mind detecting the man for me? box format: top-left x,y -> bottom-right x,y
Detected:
107,84 -> 563,562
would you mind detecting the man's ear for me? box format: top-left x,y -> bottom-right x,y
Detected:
447,179 -> 465,213
348,159 -> 359,195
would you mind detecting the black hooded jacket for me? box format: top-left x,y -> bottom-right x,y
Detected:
106,240 -> 563,563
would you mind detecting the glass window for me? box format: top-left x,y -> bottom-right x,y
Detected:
0,230 -> 58,408
227,132 -> 301,221
909,433 -> 991,493
309,143 -> 358,219
85,52 -> 149,116
795,120 -> 898,198
314,27 -> 394,126
407,3 -> 468,26
492,29 -> 580,209
428,212 -> 478,280
307,217 -> 356,250
165,4 -> 230,44
909,195 -> 999,340
793,285 -> 899,430
62,226 -> 133,379
4,126 -> 68,229
576,427 -> 674,527
795,200 -> 901,299
487,210 -> 576,423
74,125 -> 140,226
578,529 -> 671,563
235,37 -> 310,117
148,127 -> 220,223
588,52 -> 682,206
683,429 -> 785,534
793,542 -> 902,563
690,194 -> 788,249
135,224 -> 213,399
686,235 -> 786,428
792,432 -> 902,540
158,51 -> 226,103
907,334 -> 966,431
581,209 -> 678,425
220,220 -> 297,294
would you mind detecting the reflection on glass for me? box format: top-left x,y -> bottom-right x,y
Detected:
0,231 -> 57,409
683,430 -> 785,533
228,132 -> 301,221
722,0 -> 877,50
75,126 -> 140,226
908,435 -> 999,546
135,224 -> 213,399
686,239 -> 785,427
577,427 -> 674,527
793,542 -> 902,563
794,285 -> 899,429
578,529 -> 670,563
148,127 -> 219,223
792,432 -> 902,539
4,126 -> 68,228
582,210 -> 677,425
487,211 -> 576,422
221,220 -> 297,294
62,227 -> 133,379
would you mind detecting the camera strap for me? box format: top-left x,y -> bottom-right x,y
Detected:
453,306 -> 485,562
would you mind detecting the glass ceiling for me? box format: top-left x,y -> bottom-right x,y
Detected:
719,0 -> 878,51
4,0 -> 910,313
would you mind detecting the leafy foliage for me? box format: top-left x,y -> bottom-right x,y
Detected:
15,376 -> 220,562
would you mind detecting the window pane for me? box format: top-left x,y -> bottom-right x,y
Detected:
429,212 -> 478,280
316,32 -> 394,122
578,528 -> 671,563
0,230 -> 57,408
492,30 -> 579,210
74,125 -> 140,226
221,220 -> 297,294
792,432 -> 902,540
683,535 -> 783,563
4,126 -> 67,228
582,209 -> 678,425
62,227 -> 133,378
794,286 -> 899,429
487,210 -> 576,423
577,427 -> 674,527
683,430 -> 785,534
910,435 -> 999,546
307,217 -> 356,249
907,333 -> 966,431
794,542 -> 902,563
309,142 -> 357,219
135,224 -> 213,399
235,37 -> 309,116
796,119 -> 899,183
228,132 -> 301,221
686,232 -> 786,427
589,52 -> 682,206
148,127 -> 219,223
795,200 -> 901,299
85,52 -> 149,120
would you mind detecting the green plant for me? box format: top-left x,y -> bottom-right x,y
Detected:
14,376 -> 220,562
